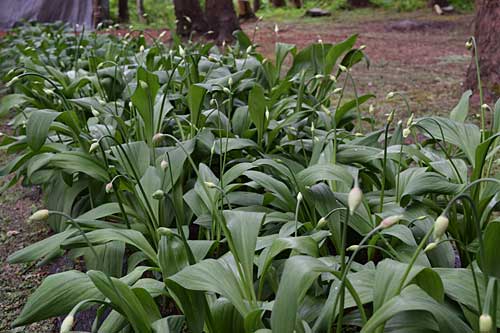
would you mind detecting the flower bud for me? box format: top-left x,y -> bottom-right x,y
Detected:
338,65 -> 348,72
333,87 -> 343,94
424,242 -> 438,252
228,77 -> 233,87
222,87 -> 231,95
139,45 -> 145,53
204,181 -> 217,188
60,314 -> 74,333
178,45 -> 185,57
105,182 -> 113,193
29,209 -> 49,222
387,110 -> 395,123
296,192 -> 303,202
348,186 -> 363,215
158,227 -> 174,236
386,92 -> 395,99
152,133 -> 164,144
265,108 -> 270,121
158,31 -> 167,39
479,314 -> 492,332
89,142 -> 100,153
465,40 -> 473,50
346,245 -> 359,251
406,113 -> 414,127
152,190 -> 165,200
91,107 -> 100,117
403,128 -> 411,138
433,215 -> 449,240
481,104 -> 491,111
139,80 -> 148,90
317,217 -> 328,229
274,24 -> 279,34
160,160 -> 168,170
380,215 -> 403,229
369,104 -> 374,114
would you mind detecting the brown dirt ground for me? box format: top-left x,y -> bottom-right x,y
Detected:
0,9 -> 477,332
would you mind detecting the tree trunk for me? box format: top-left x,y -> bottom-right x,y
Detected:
271,0 -> 286,7
136,0 -> 146,23
238,0 -> 256,19
92,0 -> 107,26
205,0 -> 240,42
173,0 -> 208,36
348,0 -> 371,7
253,0 -> 261,12
290,0 -> 303,8
118,0 -> 129,23
465,0 -> 500,101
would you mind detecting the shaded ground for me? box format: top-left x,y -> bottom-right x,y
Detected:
247,9 -> 475,121
0,9 -> 475,332
0,124 -> 54,332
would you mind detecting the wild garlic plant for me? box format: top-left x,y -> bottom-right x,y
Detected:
0,23 -> 499,333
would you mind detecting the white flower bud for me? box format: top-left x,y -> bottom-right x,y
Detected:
433,215 -> 449,240
424,242 -> 438,252
380,215 -> 403,229
338,65 -> 348,72
359,45 -> 366,50
89,142 -> 100,153
333,87 -> 343,94
178,45 -> 185,57
317,217 -> 328,229
481,104 -> 490,111
369,104 -> 374,114
29,209 -> 49,222
387,110 -> 395,123
403,128 -> 411,138
159,31 -> 167,39
265,108 -> 270,121
160,160 -> 168,170
329,74 -> 337,82
346,245 -> 359,251
152,189 -> 165,200
158,227 -> 174,236
91,107 -> 100,117
465,40 -> 473,50
204,181 -> 217,188
60,314 -> 74,333
479,314 -> 493,332
105,182 -> 113,193
274,24 -> 279,34
348,186 -> 363,215
228,77 -> 233,87
386,92 -> 395,99
222,87 -> 231,95
296,192 -> 303,202
139,80 -> 148,90
152,133 -> 164,144
139,45 -> 145,53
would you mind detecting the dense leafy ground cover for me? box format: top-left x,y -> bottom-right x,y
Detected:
0,22 -> 499,332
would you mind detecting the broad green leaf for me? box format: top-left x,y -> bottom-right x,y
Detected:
88,270 -> 152,333
224,210 -> 265,287
13,270 -> 102,326
0,94 -> 29,117
7,228 -> 77,264
187,84 -> 206,129
478,221 -> 500,279
449,90 -> 472,123
61,229 -> 158,264
362,285 -> 472,332
26,109 -> 60,151
248,84 -> 266,145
